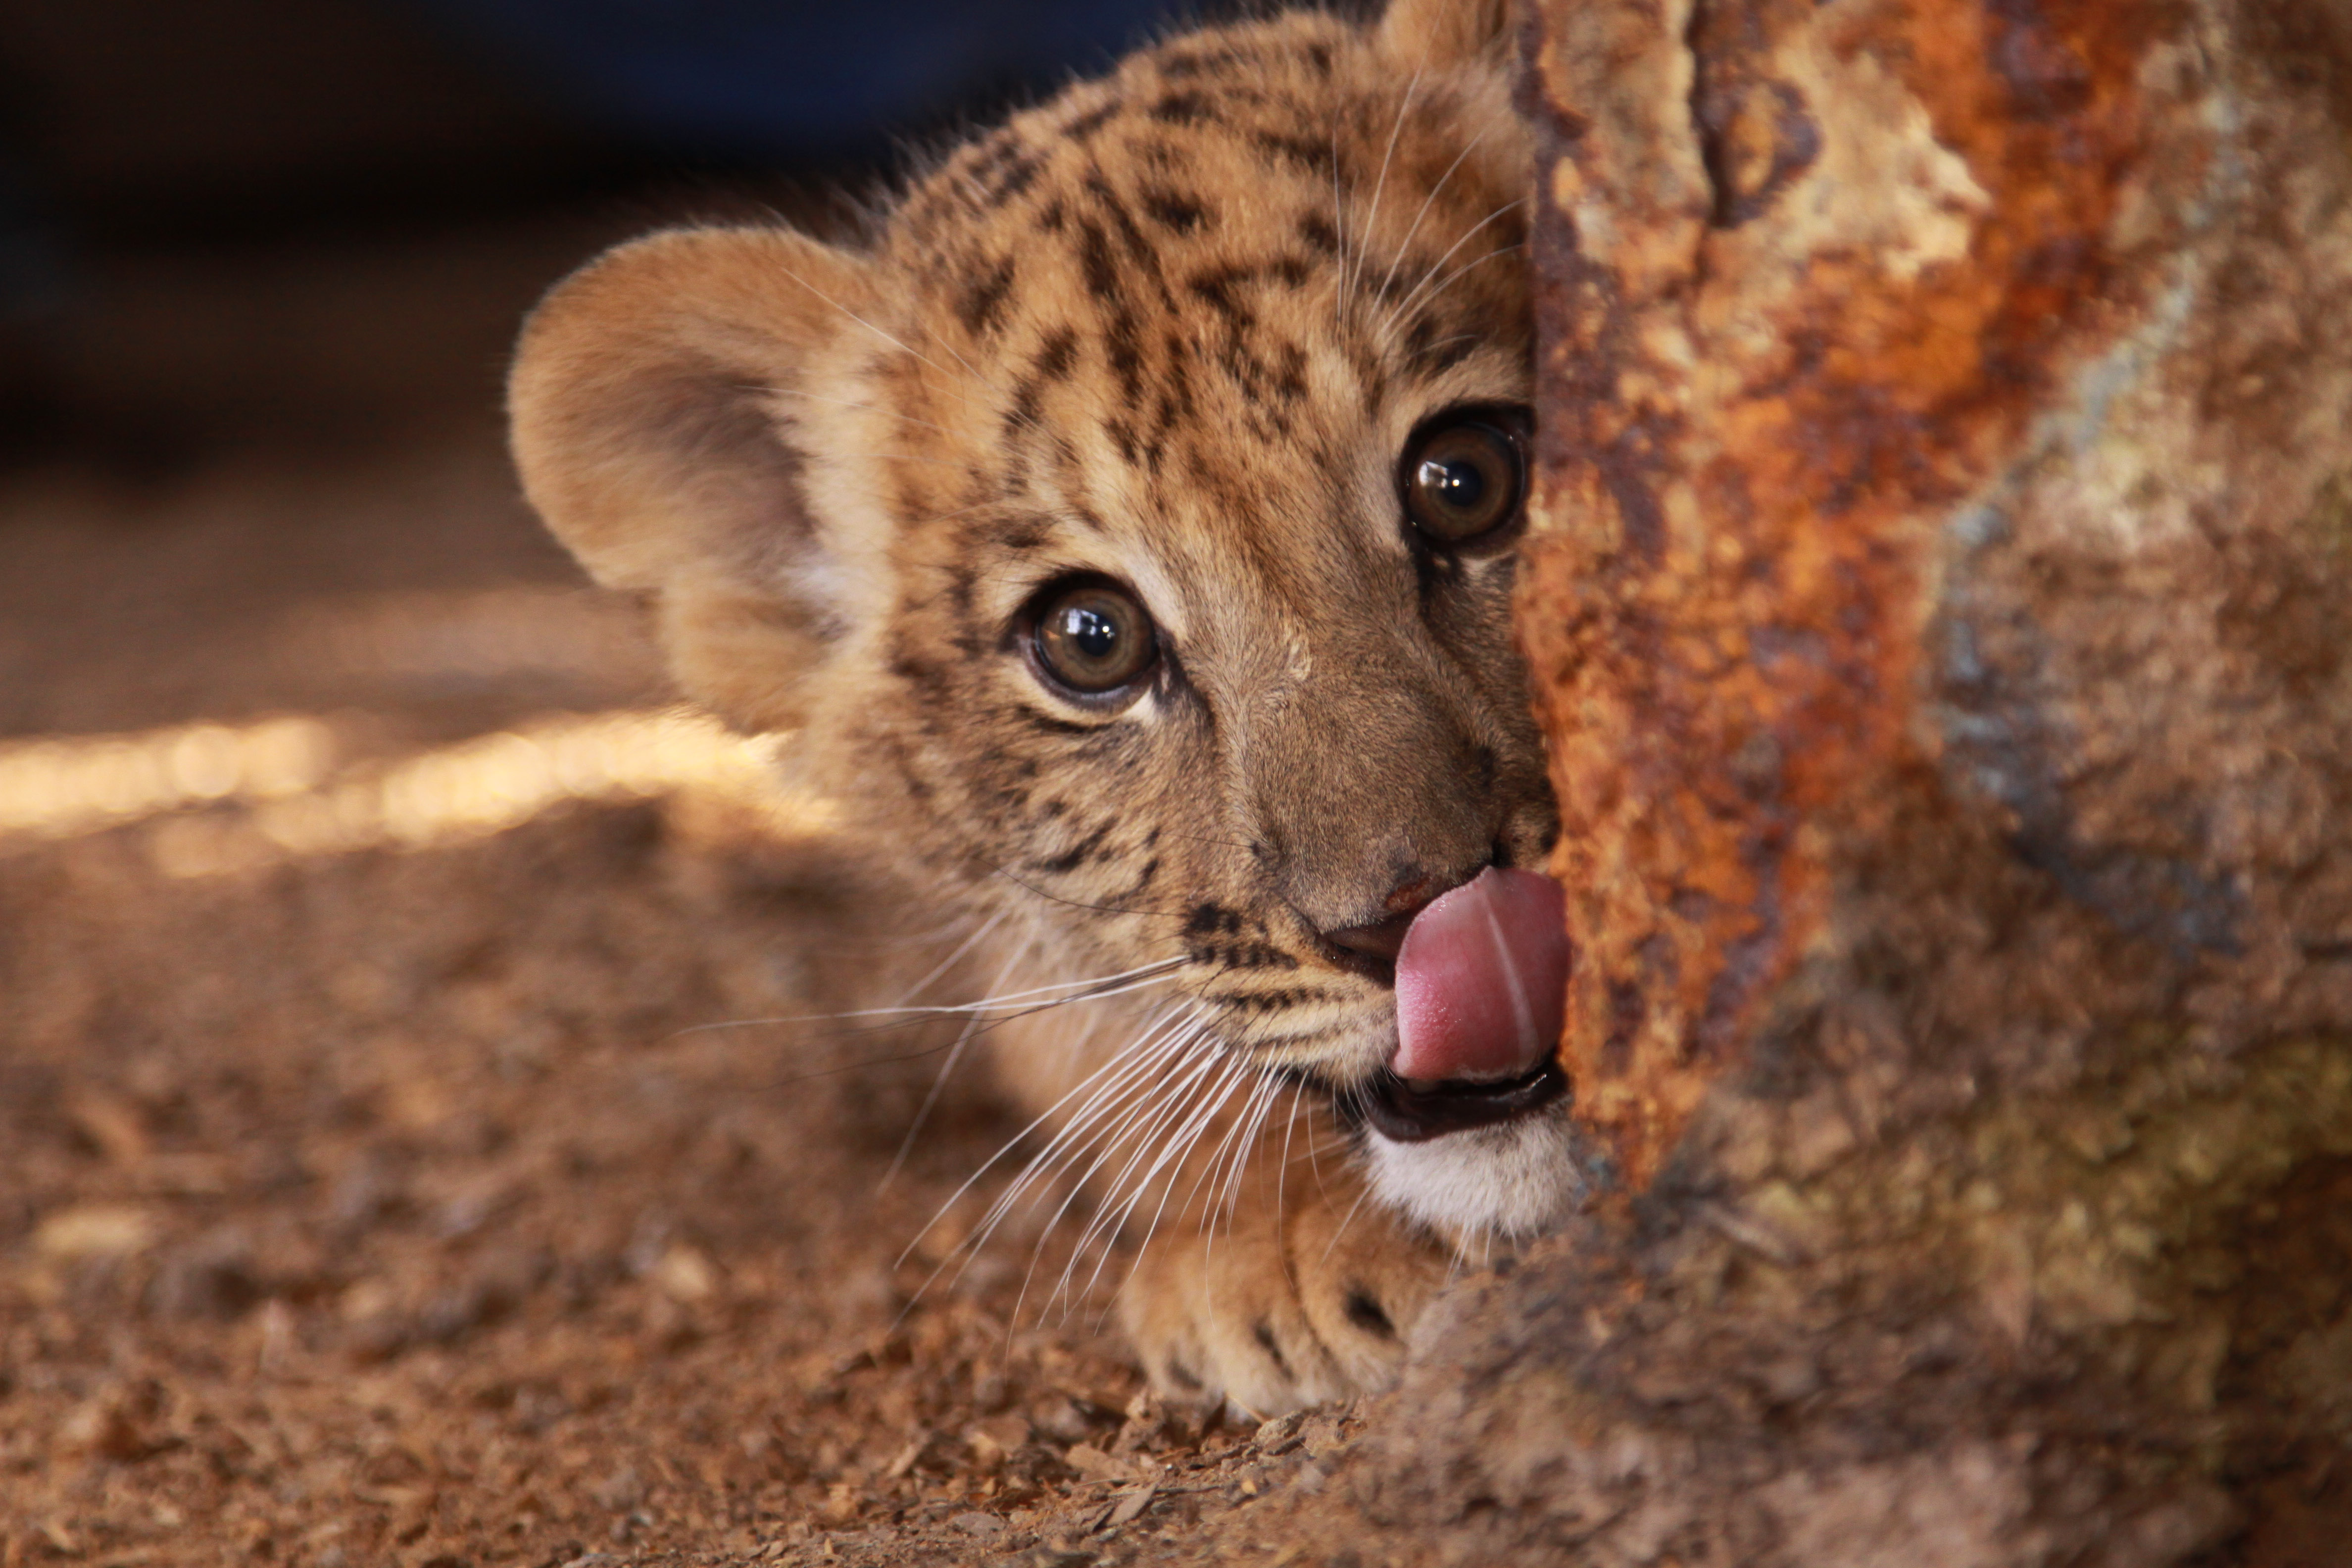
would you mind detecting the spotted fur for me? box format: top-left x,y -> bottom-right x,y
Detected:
510,0 -> 1571,1414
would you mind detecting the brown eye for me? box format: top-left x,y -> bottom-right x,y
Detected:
1030,579 -> 1159,698
1400,410 -> 1527,545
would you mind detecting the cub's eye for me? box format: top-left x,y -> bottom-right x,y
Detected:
1399,408 -> 1529,546
1029,579 -> 1159,699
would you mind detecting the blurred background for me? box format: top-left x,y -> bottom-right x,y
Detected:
0,0 -> 1255,737
0,0 -> 1208,479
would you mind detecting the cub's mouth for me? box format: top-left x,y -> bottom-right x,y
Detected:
1361,1058 -> 1569,1142
1359,865 -> 1573,1144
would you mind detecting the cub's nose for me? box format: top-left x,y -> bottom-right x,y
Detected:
1321,867 -> 1467,978
1325,909 -> 1419,964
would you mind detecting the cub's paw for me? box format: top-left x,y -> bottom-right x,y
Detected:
1117,1187 -> 1452,1416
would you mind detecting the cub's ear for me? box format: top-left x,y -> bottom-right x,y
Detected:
508,225 -> 876,733
1378,0 -> 1515,69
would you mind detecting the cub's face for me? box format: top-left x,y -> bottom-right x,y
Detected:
511,0 -> 1572,1238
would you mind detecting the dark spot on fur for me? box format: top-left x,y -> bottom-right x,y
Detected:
1400,306 -> 1486,376
1251,129 -> 1335,175
888,644 -> 956,702
1271,256 -> 1314,288
1304,40 -> 1333,76
1152,345 -> 1194,438
1150,91 -> 1215,125
1006,376 -> 1042,436
1064,100 -> 1119,141
1038,198 -> 1067,232
1186,267 -> 1252,326
1158,45 -> 1243,80
989,156 -> 1041,206
1076,219 -> 1121,304
1272,341 -> 1308,402
1031,821 -> 1113,876
1035,328 -> 1078,382
995,516 -> 1050,552
1083,173 -> 1171,296
944,562 -> 979,619
967,132 -> 1045,208
1162,1357 -> 1204,1392
1252,1320 -> 1293,1380
1207,987 -> 1328,1014
1102,416 -> 1139,467
957,255 -> 1018,336
1185,902 -> 1246,937
1297,212 -> 1340,257
1344,1289 -> 1397,1340
1140,186 -> 1210,234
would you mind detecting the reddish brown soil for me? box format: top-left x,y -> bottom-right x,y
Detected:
0,236 -> 1350,1567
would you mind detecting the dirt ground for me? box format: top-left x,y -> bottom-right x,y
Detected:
0,227 -> 1357,1568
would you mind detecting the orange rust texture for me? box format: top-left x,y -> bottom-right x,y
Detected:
1520,0 -> 2184,1186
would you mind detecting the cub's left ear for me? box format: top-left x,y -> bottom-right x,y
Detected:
1378,0 -> 1515,69
508,225 -> 877,734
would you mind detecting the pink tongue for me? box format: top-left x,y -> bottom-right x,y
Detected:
1392,867 -> 1570,1084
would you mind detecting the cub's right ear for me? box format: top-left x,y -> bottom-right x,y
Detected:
508,226 -> 876,733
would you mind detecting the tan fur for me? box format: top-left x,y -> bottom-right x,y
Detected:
511,0 -> 1551,1413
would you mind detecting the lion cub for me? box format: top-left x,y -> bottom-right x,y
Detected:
509,0 -> 1586,1415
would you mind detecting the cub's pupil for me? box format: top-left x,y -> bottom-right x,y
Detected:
1421,455 -> 1485,513
1063,605 -> 1120,661
1030,581 -> 1155,699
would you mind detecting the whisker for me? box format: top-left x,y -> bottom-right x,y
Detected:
974,1022 -> 1215,1315
1351,64 -> 1425,316
981,858 -> 1186,921
1214,1074 -> 1282,1230
910,1006 -> 1204,1277
1383,245 -> 1521,347
877,932 -> 1025,1193
1372,125 -> 1492,306
666,955 -> 1187,1037
1186,1068 -> 1274,1243
1318,1182 -> 1379,1268
891,908 -> 1009,1011
769,259 -> 993,424
1058,1035 -> 1228,1266
1031,1036 -> 1229,1320
1068,1049 -> 1247,1313
1331,116 -> 1349,332
1375,198 -> 1526,345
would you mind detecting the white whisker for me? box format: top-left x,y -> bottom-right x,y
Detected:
898,1004 -> 1200,1275
1351,65 -> 1424,315
1372,124 -> 1491,305
672,955 -> 1187,1038
877,930 -> 1026,1192
1376,198 -> 1526,346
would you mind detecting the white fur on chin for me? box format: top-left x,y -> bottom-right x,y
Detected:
1364,1104 -> 1586,1244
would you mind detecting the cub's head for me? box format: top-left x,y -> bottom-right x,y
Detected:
511,0 -> 1577,1238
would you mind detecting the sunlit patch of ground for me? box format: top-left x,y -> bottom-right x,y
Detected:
0,434 -> 1367,1568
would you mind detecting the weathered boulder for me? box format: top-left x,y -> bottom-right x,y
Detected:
1189,1 -> 2352,1561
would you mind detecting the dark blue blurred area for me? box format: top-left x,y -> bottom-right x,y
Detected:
403,0 -> 1188,157
0,0 -> 1214,470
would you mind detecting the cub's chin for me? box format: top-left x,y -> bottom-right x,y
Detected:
1364,1101 -> 1590,1245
